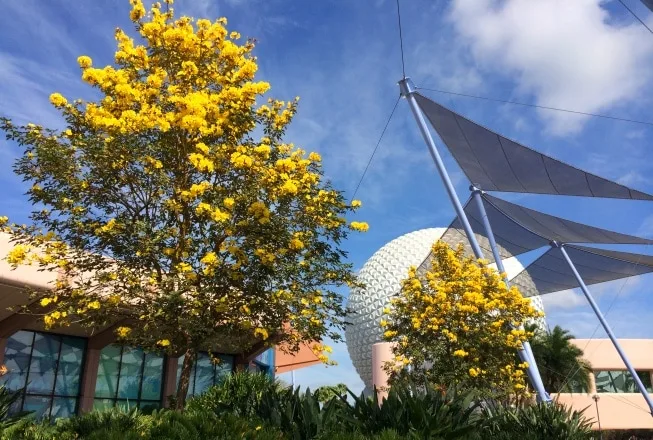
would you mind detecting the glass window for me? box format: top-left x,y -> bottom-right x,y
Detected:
50,397 -> 77,419
0,331 -> 86,420
248,362 -> 269,375
55,337 -> 85,396
117,347 -> 143,400
93,345 -> 163,410
254,348 -> 273,366
253,348 -> 274,377
176,352 -> 234,398
94,345 -> 121,398
595,370 -> 653,393
141,353 -> 164,401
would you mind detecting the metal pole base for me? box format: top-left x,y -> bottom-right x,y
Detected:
556,242 -> 653,416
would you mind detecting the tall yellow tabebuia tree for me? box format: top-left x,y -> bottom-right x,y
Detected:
0,0 -> 366,407
381,241 -> 540,399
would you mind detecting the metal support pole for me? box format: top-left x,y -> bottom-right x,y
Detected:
472,188 -> 551,403
399,77 -> 550,402
399,78 -> 483,258
556,243 -> 653,416
593,395 -> 603,440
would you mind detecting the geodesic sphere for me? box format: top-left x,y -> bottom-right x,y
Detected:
345,228 -> 546,390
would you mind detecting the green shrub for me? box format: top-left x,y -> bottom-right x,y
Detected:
259,386 -> 351,440
187,371 -> 285,418
317,430 -> 422,440
55,406 -> 151,438
345,384 -> 480,439
0,386 -> 32,430
4,407 -> 284,440
481,402 -> 595,440
0,419 -> 64,440
0,375 -> 602,440
189,374 -> 481,439
148,411 -> 284,440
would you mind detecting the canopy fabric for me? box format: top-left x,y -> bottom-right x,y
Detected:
642,0 -> 653,13
414,93 -> 653,201
418,193 -> 652,274
511,245 -> 653,297
483,194 -> 653,246
417,194 -> 653,296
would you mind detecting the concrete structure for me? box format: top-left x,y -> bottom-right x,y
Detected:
0,233 -> 315,419
556,339 -> 653,430
346,228 -> 547,393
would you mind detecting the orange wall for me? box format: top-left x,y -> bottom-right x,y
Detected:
556,339 -> 653,430
274,341 -> 321,374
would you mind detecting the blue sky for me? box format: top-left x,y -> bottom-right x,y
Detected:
1,0 -> 653,395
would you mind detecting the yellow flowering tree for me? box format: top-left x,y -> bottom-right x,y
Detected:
0,0 -> 366,408
381,241 -> 540,398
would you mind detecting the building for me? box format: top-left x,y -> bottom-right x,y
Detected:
556,339 -> 653,430
0,233 -> 318,420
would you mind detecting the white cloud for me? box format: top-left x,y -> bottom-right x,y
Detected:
542,289 -> 587,311
0,53 -> 75,127
638,214 -> 653,238
543,277 -> 644,311
618,170 -> 650,187
448,0 -> 653,135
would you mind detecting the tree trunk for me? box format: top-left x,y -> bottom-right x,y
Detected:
175,348 -> 196,410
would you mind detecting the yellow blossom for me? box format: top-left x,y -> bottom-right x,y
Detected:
116,326 -> 131,338
88,301 -> 101,310
289,238 -> 304,250
157,339 -> 171,347
350,221 -> 369,232
6,244 -> 30,266
201,251 -> 218,266
129,0 -> 146,21
254,328 -> 269,340
223,197 -> 235,210
383,330 -> 397,338
77,55 -> 92,69
211,209 -> 230,222
49,93 -> 68,107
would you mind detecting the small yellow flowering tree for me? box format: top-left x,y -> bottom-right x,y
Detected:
0,0 -> 367,407
381,241 -> 540,398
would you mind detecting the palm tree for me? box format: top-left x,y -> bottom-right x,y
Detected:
526,325 -> 592,393
315,383 -> 348,403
